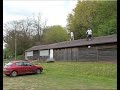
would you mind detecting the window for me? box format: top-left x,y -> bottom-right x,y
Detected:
26,51 -> 33,56
5,62 -> 13,66
23,62 -> 32,66
16,62 -> 24,66
40,50 -> 49,56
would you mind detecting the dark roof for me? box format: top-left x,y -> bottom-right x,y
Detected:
25,34 -> 117,51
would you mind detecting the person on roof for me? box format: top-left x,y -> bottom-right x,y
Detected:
86,28 -> 92,40
70,32 -> 74,41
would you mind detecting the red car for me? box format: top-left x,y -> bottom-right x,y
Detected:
3,60 -> 43,77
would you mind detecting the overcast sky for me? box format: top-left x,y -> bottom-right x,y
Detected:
3,0 -> 78,27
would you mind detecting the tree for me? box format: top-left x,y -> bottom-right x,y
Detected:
67,1 -> 117,39
3,19 -> 34,58
3,14 -> 47,59
93,1 -> 117,36
42,25 -> 69,44
32,13 -> 47,43
4,30 -> 32,56
3,48 -> 9,59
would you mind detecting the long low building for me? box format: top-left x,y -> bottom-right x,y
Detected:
25,34 -> 117,62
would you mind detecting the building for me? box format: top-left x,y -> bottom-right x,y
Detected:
25,34 -> 117,62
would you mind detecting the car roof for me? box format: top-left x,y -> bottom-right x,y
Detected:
11,60 -> 31,63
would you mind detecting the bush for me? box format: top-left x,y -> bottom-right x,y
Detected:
16,55 -> 24,60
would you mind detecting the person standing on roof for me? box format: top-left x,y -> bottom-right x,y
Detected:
86,28 -> 92,40
70,32 -> 74,41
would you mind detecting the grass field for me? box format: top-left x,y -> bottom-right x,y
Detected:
3,61 -> 117,90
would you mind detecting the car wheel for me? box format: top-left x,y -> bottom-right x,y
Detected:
10,71 -> 17,77
36,69 -> 41,74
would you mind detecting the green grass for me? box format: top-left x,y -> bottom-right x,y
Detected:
3,61 -> 117,90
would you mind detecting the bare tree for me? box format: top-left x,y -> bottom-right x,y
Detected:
3,13 -> 48,59
32,13 -> 47,42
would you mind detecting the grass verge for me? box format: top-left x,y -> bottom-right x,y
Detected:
3,61 -> 117,90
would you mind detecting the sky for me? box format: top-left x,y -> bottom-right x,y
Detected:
3,0 -> 78,27
3,0 -> 78,49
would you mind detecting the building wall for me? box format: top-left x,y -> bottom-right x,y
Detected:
53,43 -> 117,62
26,43 -> 117,62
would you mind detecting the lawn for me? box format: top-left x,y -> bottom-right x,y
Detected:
3,61 -> 117,90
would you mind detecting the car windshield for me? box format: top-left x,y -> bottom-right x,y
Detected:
5,62 -> 13,66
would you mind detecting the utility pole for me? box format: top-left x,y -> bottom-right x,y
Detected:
15,26 -> 17,60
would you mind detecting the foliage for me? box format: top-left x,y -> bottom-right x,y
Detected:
42,25 -> 69,44
67,1 -> 117,39
4,30 -> 33,56
16,55 -> 25,60
3,48 -> 11,59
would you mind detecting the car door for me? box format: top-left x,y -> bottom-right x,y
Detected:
23,62 -> 35,74
15,62 -> 25,74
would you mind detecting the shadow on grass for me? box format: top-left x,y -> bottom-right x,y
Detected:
3,72 -> 45,78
